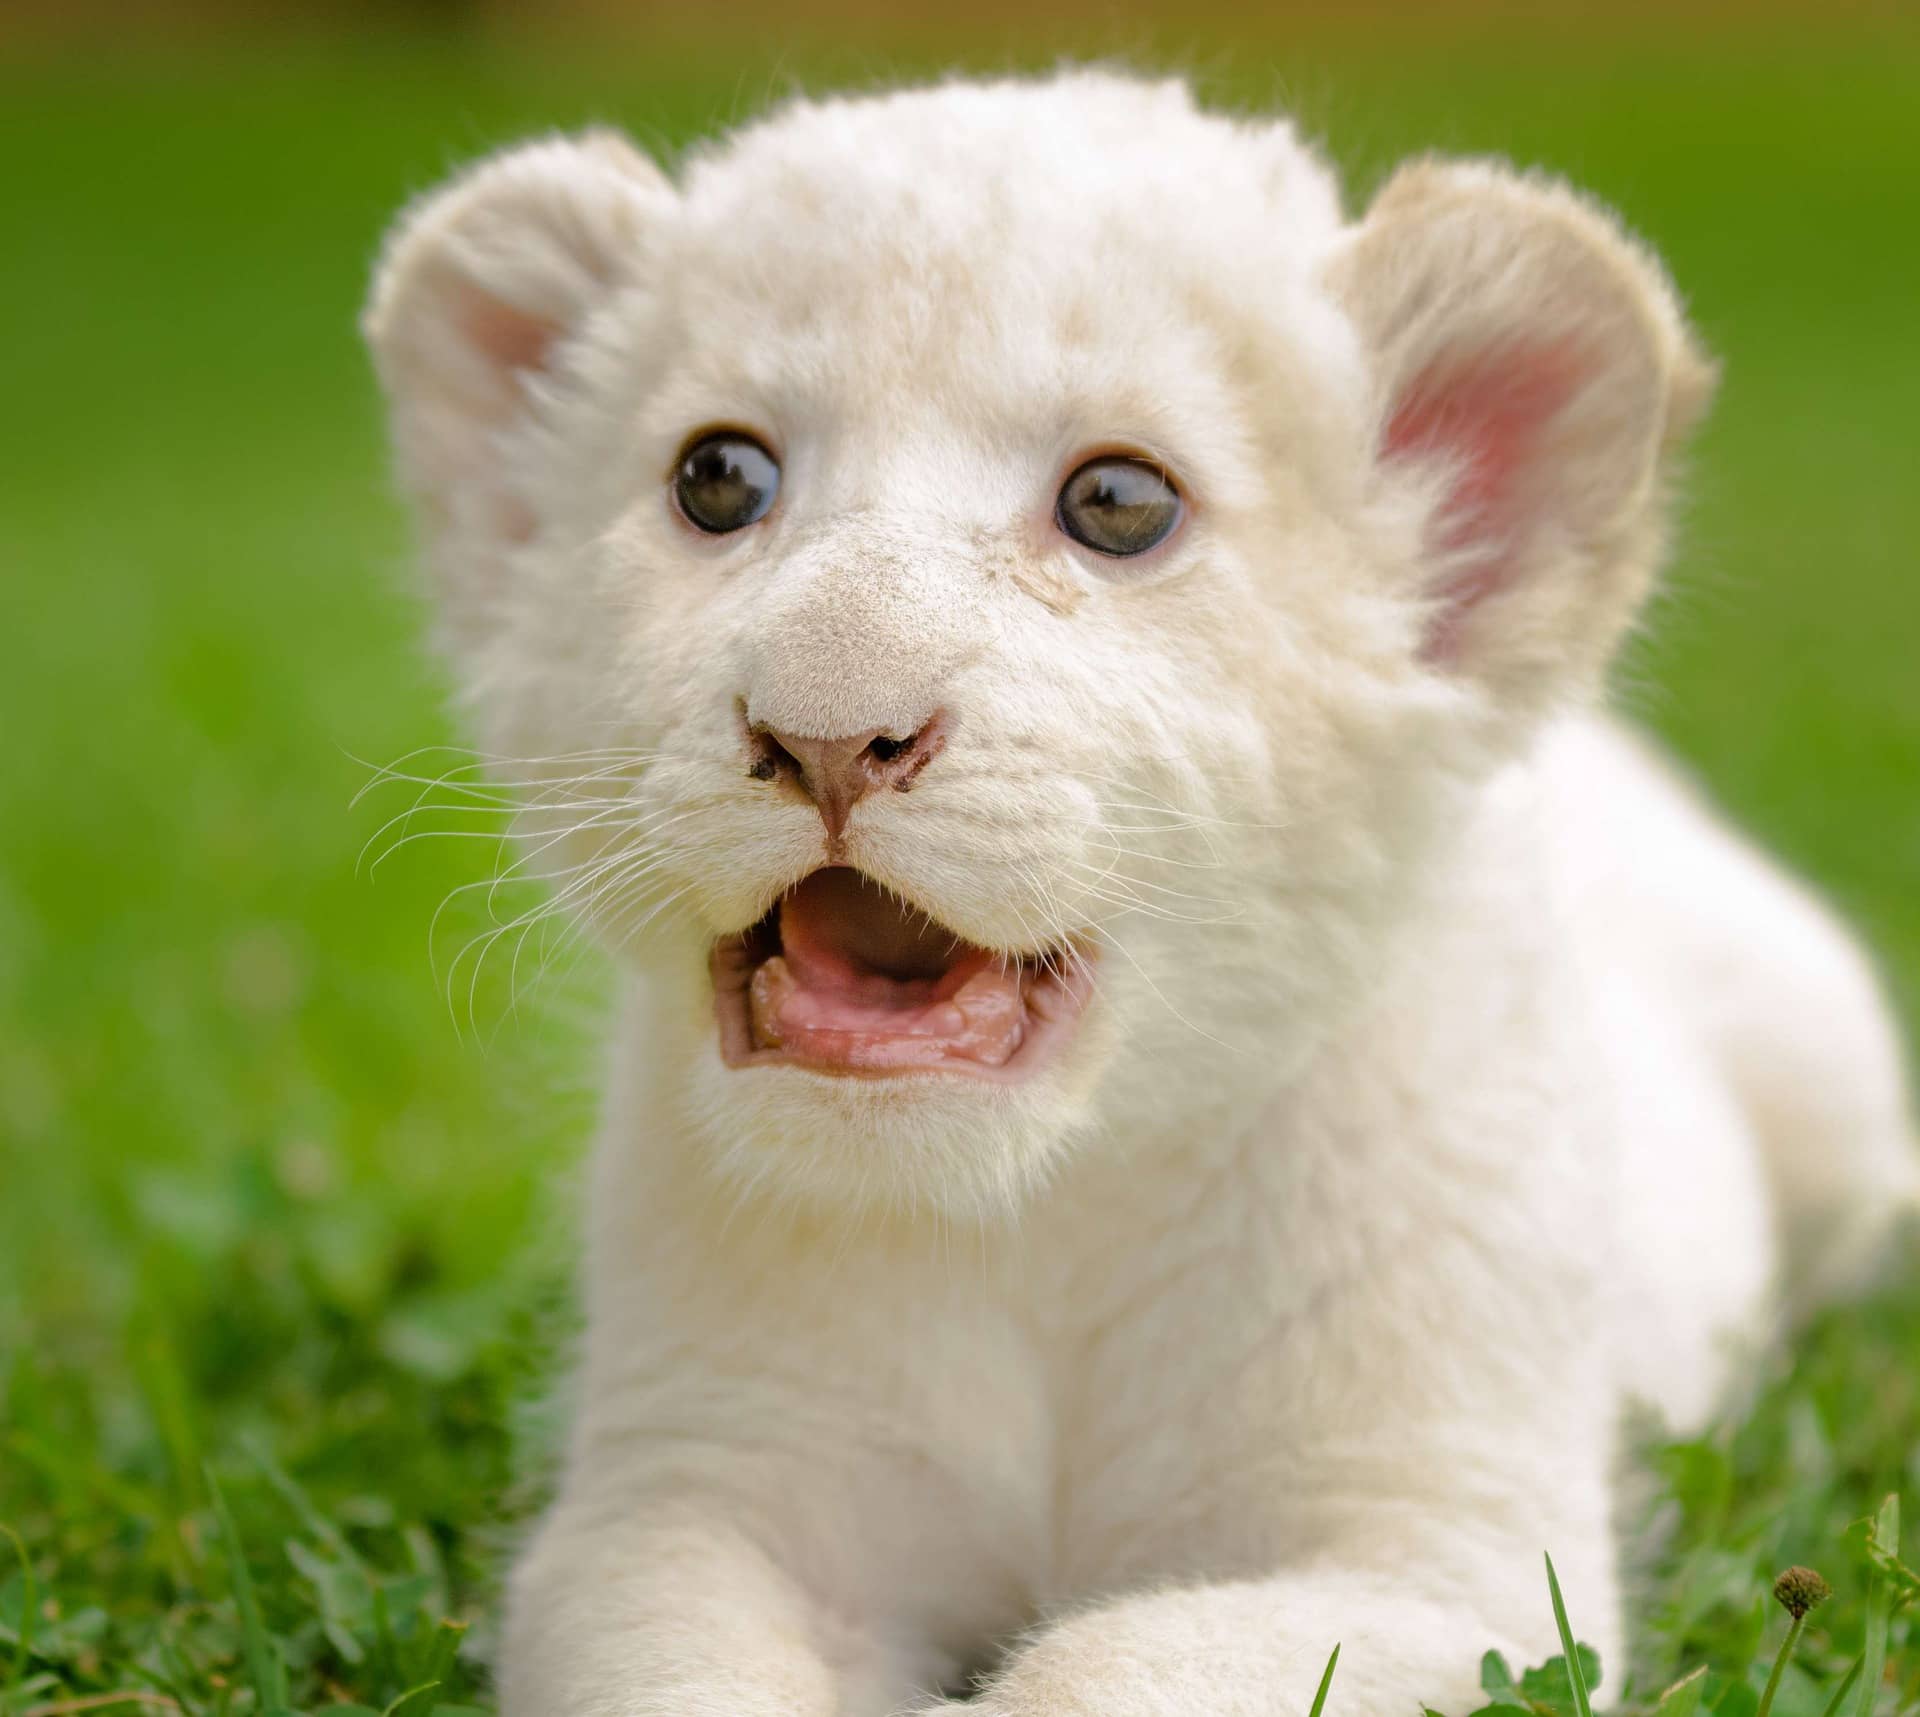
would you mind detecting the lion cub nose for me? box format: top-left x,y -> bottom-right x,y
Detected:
748,713 -> 948,841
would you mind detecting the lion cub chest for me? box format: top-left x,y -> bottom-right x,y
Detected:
1026,1132 -> 1371,1593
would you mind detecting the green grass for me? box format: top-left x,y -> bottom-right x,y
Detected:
2,17 -> 1918,1715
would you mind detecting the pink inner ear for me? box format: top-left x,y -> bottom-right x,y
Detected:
454,283 -> 561,378
1383,341 -> 1584,660
449,284 -> 560,544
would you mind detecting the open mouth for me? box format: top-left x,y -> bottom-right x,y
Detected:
711,867 -> 1094,1080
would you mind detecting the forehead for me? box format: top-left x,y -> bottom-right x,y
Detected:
646,76 -> 1351,457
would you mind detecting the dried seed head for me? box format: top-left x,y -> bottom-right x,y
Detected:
1772,1566 -> 1832,1620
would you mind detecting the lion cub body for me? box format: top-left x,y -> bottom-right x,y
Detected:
366,73 -> 1916,1717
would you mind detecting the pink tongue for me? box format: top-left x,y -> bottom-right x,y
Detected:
749,870 -> 1026,1068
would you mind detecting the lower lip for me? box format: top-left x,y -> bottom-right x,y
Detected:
708,936 -> 1095,1084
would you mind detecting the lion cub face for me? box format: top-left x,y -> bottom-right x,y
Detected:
367,73 -> 1709,1218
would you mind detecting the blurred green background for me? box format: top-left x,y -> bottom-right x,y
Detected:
1,5 -> 1917,1712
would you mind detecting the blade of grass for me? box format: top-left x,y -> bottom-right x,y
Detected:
203,1465 -> 289,1717
1852,1496 -> 1899,1717
379,1681 -> 440,1717
418,1619 -> 466,1693
1654,1664 -> 1709,1717
131,1329 -> 202,1516
1817,1657 -> 1863,1717
1545,1553 -> 1595,1717
247,1436 -> 367,1576
1307,1643 -> 1340,1717
369,1578 -> 410,1696
1,1522 -> 36,1694
16,1692 -> 181,1713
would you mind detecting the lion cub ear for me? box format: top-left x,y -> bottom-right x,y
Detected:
363,131 -> 673,552
1329,159 -> 1716,713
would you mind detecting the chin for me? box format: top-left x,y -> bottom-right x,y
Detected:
654,866 -> 1118,1223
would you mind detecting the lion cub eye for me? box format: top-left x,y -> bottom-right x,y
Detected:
1056,456 -> 1183,557
674,432 -> 780,534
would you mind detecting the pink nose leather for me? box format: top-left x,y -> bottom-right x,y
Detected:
748,713 -> 947,840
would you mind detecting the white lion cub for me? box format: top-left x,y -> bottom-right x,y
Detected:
365,72 -> 1916,1717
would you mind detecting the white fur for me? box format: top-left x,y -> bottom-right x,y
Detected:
364,72 -> 1917,1717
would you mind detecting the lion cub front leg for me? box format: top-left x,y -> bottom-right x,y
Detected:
499,1489 -> 946,1717
496,1345 -> 1053,1717
916,1460 -> 1621,1717
501,1499 -> 857,1716
917,1558 -> 1606,1717
497,1175 -> 1052,1717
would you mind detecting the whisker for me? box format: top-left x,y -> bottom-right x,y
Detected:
348,744 -> 662,807
1064,856 -> 1242,917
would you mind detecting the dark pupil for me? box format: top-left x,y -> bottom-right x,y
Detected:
678,436 -> 778,533
1061,459 -> 1178,555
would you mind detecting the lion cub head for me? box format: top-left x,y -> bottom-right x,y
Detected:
366,72 -> 1710,1220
